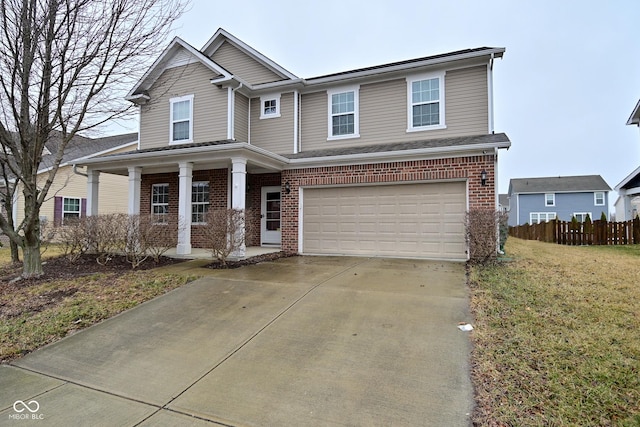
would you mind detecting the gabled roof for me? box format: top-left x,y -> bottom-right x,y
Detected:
615,165 -> 640,191
201,28 -> 297,80
509,175 -> 611,194
126,37 -> 232,103
627,99 -> 640,126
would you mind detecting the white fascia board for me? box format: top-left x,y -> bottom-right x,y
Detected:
515,189 -> 610,195
76,142 -> 289,169
284,141 -> 511,169
615,164 -> 640,190
201,28 -> 298,80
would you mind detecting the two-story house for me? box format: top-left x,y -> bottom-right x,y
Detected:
77,28 -> 511,261
614,99 -> 640,221
508,175 -> 611,226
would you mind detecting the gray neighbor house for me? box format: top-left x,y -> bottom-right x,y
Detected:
507,175 -> 611,226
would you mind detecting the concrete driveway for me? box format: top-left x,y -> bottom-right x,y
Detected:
0,256 -> 473,426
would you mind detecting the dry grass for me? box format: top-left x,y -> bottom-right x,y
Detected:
0,248 -> 199,363
469,238 -> 640,426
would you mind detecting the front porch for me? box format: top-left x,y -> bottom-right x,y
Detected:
78,141 -> 290,258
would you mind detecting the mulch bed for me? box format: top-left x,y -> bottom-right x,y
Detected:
204,251 -> 295,269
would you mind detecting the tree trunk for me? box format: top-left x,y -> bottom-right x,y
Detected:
22,228 -> 43,278
10,240 -> 20,265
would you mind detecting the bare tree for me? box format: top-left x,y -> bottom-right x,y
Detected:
0,0 -> 186,278
202,209 -> 252,267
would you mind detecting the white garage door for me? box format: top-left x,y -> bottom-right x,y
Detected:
303,182 -> 467,260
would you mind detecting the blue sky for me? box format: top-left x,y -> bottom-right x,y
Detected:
114,0 -> 640,202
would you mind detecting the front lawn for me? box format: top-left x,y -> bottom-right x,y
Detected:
469,238 -> 640,426
0,249 -> 198,363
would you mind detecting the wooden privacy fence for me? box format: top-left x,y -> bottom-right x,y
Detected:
509,218 -> 640,246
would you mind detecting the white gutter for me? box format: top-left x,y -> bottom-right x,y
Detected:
76,142 -> 291,166
293,90 -> 299,154
487,53 -> 495,133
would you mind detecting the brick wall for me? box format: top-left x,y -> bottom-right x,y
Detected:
140,168 -> 228,248
280,155 -> 496,253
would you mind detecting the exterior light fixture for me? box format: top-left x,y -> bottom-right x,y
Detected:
284,181 -> 291,194
480,170 -> 487,186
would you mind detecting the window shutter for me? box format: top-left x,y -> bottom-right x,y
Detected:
54,196 -> 62,226
81,198 -> 87,217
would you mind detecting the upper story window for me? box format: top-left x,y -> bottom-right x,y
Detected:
407,72 -> 446,132
260,94 -> 281,119
192,181 -> 210,224
152,183 -> 169,223
327,86 -> 359,140
545,193 -> 555,206
170,94 -> 194,144
594,192 -> 605,206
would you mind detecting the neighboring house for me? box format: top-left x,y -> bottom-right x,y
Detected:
614,99 -> 640,221
10,133 -> 138,229
77,28 -> 511,261
507,175 -> 611,226
498,193 -> 509,214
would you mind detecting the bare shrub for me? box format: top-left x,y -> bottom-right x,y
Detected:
466,209 -> 501,265
139,214 -> 178,263
84,214 -> 129,265
123,214 -> 178,268
201,209 -> 253,267
57,218 -> 90,262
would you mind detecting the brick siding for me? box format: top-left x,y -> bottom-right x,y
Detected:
280,155 -> 496,253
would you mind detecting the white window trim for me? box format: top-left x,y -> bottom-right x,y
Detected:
327,85 -> 360,141
573,212 -> 592,222
169,94 -> 194,145
530,212 -> 556,224
406,71 -> 446,132
594,192 -> 605,206
260,94 -> 281,119
62,196 -> 81,223
545,193 -> 555,207
191,181 -> 210,224
151,183 -> 169,223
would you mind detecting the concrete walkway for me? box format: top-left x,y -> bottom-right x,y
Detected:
0,256 -> 474,426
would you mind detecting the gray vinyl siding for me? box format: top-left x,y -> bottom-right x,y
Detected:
235,94 -> 249,142
250,92 -> 295,154
140,63 -> 228,150
299,65 -> 489,151
211,41 -> 284,85
511,192 -> 609,226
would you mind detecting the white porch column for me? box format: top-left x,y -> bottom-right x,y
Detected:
231,157 -> 247,257
177,162 -> 193,255
127,167 -> 141,216
86,169 -> 100,216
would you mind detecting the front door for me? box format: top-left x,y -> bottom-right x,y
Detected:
261,186 -> 281,245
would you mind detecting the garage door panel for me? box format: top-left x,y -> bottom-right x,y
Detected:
303,182 -> 467,259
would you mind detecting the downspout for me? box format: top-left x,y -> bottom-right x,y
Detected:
487,53 -> 495,134
293,90 -> 299,154
228,83 -> 243,141
72,164 -> 88,177
247,97 -> 251,144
